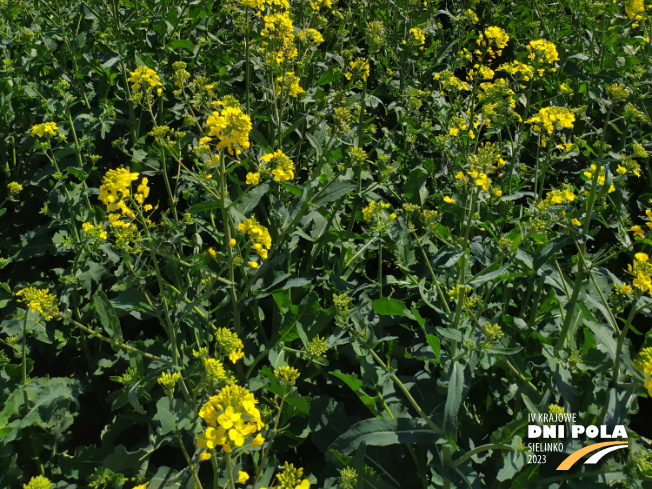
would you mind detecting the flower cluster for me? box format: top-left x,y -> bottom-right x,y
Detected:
544,188 -> 575,206
239,0 -> 289,12
455,142 -> 506,193
633,347 -> 652,396
626,253 -> 652,293
362,201 -> 395,222
275,462 -> 311,489
82,222 -> 108,241
206,103 -> 252,156
238,217 -> 272,264
477,79 -> 518,127
475,26 -> 509,59
306,336 -> 330,359
433,71 -> 469,93
158,371 -> 181,396
310,0 -> 331,9
277,72 -> 304,98
31,122 -> 58,138
408,27 -> 426,46
527,39 -> 559,64
345,57 -> 370,82
497,60 -> 536,84
260,11 -> 298,64
128,66 -> 163,104
297,28 -> 324,44
215,327 -> 245,363
23,476 -> 53,489
203,357 -> 228,382
8,181 -> 23,197
583,164 -> 615,193
16,287 -> 58,321
274,365 -> 300,385
261,150 -> 296,181
449,117 -> 470,138
525,106 -> 575,134
128,66 -> 162,94
197,385 -> 265,456
625,0 -> 645,18
98,168 -> 151,228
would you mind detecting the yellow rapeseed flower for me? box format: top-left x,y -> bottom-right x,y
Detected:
197,385 -> 265,454
206,105 -> 252,156
31,122 -> 58,138
16,287 -> 58,321
23,476 -> 53,489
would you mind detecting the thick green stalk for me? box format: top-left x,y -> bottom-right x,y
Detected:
555,103 -> 614,351
219,150 -> 241,336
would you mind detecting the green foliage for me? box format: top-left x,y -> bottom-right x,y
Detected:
1,0 -> 652,487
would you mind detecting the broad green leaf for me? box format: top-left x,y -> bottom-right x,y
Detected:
94,290 -> 123,342
328,418 -> 441,455
444,362 -> 465,436
372,297 -> 407,316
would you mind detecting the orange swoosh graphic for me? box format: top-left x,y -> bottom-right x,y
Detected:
556,441 -> 628,470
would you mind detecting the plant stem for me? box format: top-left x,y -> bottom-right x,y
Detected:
58,313 -> 174,365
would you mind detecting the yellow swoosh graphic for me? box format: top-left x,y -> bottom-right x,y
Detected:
556,441 -> 628,470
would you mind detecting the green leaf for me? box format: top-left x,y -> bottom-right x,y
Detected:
187,200 -> 220,214
317,69 -> 340,85
468,262 -> 511,287
312,181 -> 356,206
444,362 -> 465,436
426,334 -> 441,362
94,290 -> 123,342
328,418 -> 441,455
331,370 -> 363,391
372,298 -> 407,316
232,183 -> 269,217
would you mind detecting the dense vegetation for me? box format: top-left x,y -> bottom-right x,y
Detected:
1,0 -> 652,487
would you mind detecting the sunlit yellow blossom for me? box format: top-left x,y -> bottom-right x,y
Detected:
128,66 -> 162,94
82,222 -> 108,241
633,273 -> 651,292
206,103 -> 252,156
197,385 -> 265,454
31,122 -> 58,138
208,247 -> 217,258
16,287 -> 58,321
625,0 -> 645,18
345,57 -> 370,82
632,225 -> 645,238
634,348 -> 652,375
215,327 -> 245,363
526,40 -> 559,63
525,106 -> 575,134
246,172 -> 260,185
238,472 -> 250,483
443,196 -> 455,204
260,150 -> 295,182
409,27 -> 426,45
277,72 -> 305,97
571,218 -> 581,226
475,173 -> 490,190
